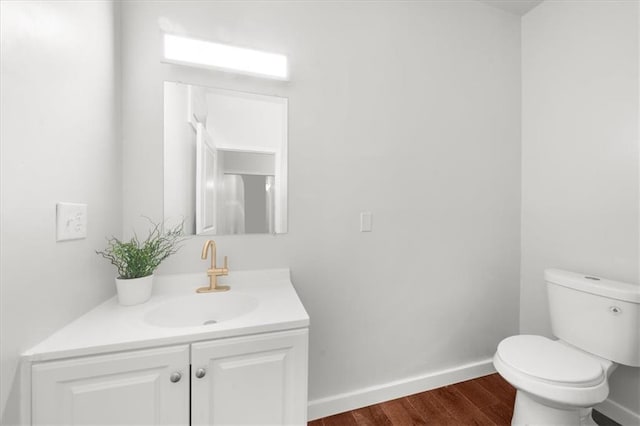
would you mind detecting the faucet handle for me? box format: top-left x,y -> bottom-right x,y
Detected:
222,256 -> 228,272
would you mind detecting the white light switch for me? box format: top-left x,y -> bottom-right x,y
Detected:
56,202 -> 87,241
360,212 -> 373,232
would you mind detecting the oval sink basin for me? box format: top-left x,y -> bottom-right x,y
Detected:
144,292 -> 259,328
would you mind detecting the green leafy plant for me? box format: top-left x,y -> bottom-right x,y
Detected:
97,220 -> 185,279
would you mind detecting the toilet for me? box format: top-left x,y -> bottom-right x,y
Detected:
493,269 -> 640,425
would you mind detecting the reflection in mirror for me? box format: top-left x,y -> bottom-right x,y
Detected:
164,82 -> 287,235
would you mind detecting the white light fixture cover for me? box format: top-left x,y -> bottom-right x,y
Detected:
163,34 -> 289,80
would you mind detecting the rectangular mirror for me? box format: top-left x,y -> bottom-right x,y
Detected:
164,82 -> 288,235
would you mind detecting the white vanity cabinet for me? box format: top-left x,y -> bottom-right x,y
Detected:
32,345 -> 190,425
191,329 -> 308,425
30,329 -> 308,425
23,270 -> 310,426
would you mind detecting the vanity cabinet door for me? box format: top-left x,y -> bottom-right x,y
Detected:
32,345 -> 189,425
191,328 -> 309,426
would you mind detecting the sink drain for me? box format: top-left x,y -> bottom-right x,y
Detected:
202,319 -> 218,326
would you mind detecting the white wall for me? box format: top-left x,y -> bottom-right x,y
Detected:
207,89 -> 286,152
0,1 -> 121,422
522,0 -> 640,419
164,82 -> 197,234
222,151 -> 275,176
121,0 -> 521,412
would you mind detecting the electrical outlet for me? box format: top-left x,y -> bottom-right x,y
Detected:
360,212 -> 373,232
56,202 -> 87,241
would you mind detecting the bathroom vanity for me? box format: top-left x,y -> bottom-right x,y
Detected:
21,269 -> 309,425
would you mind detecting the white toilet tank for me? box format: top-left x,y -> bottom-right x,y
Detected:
546,269 -> 640,367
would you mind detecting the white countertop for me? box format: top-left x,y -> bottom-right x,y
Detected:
23,269 -> 309,363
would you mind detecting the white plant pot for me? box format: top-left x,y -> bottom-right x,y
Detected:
115,275 -> 153,306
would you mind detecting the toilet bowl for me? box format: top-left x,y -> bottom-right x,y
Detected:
493,270 -> 639,425
494,335 -> 616,425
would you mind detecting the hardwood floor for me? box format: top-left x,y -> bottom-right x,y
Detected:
309,373 -> 517,426
309,373 -> 621,426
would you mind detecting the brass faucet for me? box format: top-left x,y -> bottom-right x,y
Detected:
197,240 -> 230,293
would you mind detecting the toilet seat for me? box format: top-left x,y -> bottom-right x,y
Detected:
497,335 -> 604,387
493,335 -> 610,407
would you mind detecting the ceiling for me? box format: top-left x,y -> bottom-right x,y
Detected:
476,0 -> 544,16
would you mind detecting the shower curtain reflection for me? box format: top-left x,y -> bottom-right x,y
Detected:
223,174 -> 245,234
222,174 -> 274,234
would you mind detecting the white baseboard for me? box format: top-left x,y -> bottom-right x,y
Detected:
307,358 -> 495,421
596,398 -> 640,426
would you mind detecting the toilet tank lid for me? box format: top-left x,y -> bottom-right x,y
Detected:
545,269 -> 640,303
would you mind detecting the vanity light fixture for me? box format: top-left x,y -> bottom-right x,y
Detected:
163,34 -> 289,80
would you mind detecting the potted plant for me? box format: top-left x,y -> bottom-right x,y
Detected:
97,220 -> 184,306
